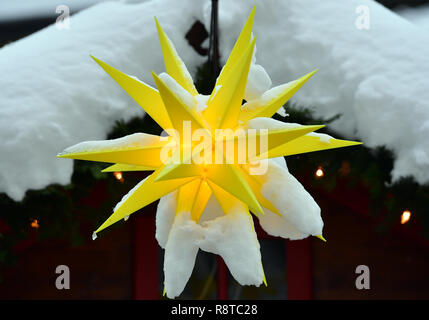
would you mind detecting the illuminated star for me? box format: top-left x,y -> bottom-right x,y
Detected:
58,5 -> 360,298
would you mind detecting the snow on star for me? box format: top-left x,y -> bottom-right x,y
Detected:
57,6 -> 360,298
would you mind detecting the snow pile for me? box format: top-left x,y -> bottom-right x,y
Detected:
163,211 -> 202,298
397,5 -> 429,30
158,73 -> 195,108
160,197 -> 265,298
247,117 -> 324,239
196,204 -> 264,286
0,0 -> 204,201
260,161 -> 323,238
194,94 -> 210,113
243,80 -> 295,117
0,0 -> 109,22
157,156 -> 322,297
59,132 -> 161,155
205,0 -> 429,184
156,190 -> 177,248
2,0 -> 429,200
244,64 -> 272,101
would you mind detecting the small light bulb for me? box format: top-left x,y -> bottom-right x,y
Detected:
30,219 -> 39,229
315,167 -> 324,178
113,171 -> 124,183
401,210 -> 411,224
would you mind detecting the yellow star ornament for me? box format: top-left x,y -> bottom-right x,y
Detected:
58,6 -> 361,298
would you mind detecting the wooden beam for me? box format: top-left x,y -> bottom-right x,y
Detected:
217,256 -> 228,299
133,213 -> 159,299
286,238 -> 312,299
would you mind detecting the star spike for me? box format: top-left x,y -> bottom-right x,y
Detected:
239,70 -> 318,123
224,124 -> 325,163
239,166 -> 281,216
57,133 -> 168,168
214,4 -> 256,87
102,163 -> 157,172
154,17 -> 198,96
155,163 -> 203,181
267,135 -> 363,159
176,179 -> 201,214
261,261 -> 267,287
190,180 -> 212,222
207,165 -> 264,216
94,168 -> 196,233
152,71 -> 208,136
90,56 -> 173,130
203,37 -> 256,130
316,235 -> 327,242
206,179 -> 246,215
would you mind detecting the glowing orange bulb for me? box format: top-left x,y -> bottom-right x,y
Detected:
315,167 -> 324,178
401,210 -> 411,224
113,171 -> 124,183
30,219 -> 39,229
